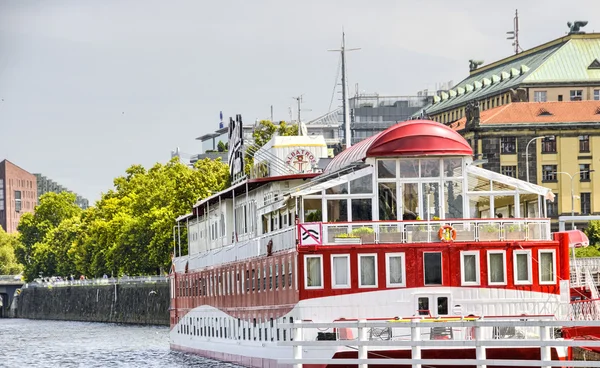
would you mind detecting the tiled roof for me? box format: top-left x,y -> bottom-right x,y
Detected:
451,101 -> 600,131
424,34 -> 600,116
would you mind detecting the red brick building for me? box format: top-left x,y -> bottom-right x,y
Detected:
0,160 -> 37,233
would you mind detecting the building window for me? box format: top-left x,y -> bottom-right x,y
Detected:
580,164 -> 591,181
534,91 -> 547,102
579,135 -> 590,152
514,250 -> 532,285
538,250 -> 556,284
385,253 -> 406,288
542,165 -> 558,182
424,252 -> 442,285
558,95 -> 563,101
570,90 -> 583,101
331,255 -> 350,288
14,191 -> 22,213
547,193 -> 558,217
304,255 -> 323,289
581,193 -> 591,215
500,137 -> 516,154
541,136 -> 556,153
501,165 -> 517,178
358,254 -> 377,288
460,251 -> 480,285
0,179 -> 4,211
487,251 -> 506,285
595,89 -> 600,101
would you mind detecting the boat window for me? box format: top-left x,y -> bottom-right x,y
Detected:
402,183 -> 418,220
305,255 -> 323,289
350,174 -> 373,194
332,255 -> 350,288
417,297 -> 429,315
378,183 -> 397,220
460,251 -> 479,285
327,199 -> 348,222
514,250 -> 532,284
358,254 -> 377,288
423,252 -> 442,285
521,194 -> 540,218
386,253 -> 406,287
351,199 -> 372,221
421,159 -> 440,178
443,180 -> 464,219
467,175 -> 491,191
494,195 -> 515,219
421,182 -> 440,220
444,158 -> 463,178
326,182 -> 348,195
539,250 -> 556,284
437,297 -> 449,315
468,194 -> 491,218
488,251 -> 506,285
399,160 -> 419,178
378,160 -> 396,179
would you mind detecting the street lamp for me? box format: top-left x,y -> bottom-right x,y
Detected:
554,170 -> 595,230
526,136 -> 549,183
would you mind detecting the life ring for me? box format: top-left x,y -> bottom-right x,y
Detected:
438,225 -> 456,242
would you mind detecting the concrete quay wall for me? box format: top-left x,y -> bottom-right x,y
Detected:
14,282 -> 170,326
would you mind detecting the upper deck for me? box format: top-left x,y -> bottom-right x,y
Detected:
173,119 -> 555,271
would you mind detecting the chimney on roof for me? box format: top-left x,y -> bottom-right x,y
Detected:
465,101 -> 481,131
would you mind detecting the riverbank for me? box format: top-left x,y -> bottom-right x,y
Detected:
13,281 -> 169,326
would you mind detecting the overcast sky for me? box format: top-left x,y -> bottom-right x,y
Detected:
1,0 -> 598,203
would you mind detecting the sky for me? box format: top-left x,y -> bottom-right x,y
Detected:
1,0 -> 599,203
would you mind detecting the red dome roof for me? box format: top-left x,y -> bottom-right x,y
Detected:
325,120 -> 472,173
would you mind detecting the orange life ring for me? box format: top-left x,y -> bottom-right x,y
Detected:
438,225 -> 457,242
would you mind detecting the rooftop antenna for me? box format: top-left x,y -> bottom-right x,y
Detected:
506,9 -> 522,54
329,31 -> 360,148
270,105 -> 273,122
293,94 -> 312,125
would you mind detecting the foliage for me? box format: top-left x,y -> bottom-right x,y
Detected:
305,210 -> 322,222
584,220 -> 600,246
15,158 -> 228,281
335,227 -> 375,238
575,246 -> 600,258
480,224 -> 500,233
0,228 -> 23,275
217,140 -> 228,152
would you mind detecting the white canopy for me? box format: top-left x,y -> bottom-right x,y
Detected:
466,165 -> 555,201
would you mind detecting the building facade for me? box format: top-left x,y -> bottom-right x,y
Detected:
422,32 -> 600,125
34,174 -> 89,209
0,160 -> 37,233
453,100 -> 600,229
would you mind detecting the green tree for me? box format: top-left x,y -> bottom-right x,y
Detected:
585,220 -> 600,246
0,228 -> 23,275
575,246 -> 600,258
217,140 -> 227,152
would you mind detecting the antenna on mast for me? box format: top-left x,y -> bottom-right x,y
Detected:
506,9 -> 522,54
329,31 -> 360,149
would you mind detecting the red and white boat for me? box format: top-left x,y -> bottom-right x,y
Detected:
170,116 -> 600,367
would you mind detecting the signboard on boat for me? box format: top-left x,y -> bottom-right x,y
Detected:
228,114 -> 245,183
298,223 -> 322,246
285,149 -> 317,172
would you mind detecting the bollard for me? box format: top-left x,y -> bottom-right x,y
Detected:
358,319 -> 368,368
293,320 -> 302,368
411,323 -> 421,368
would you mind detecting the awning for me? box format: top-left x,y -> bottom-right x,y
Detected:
290,166 -> 373,197
466,165 -> 555,201
563,230 -> 589,248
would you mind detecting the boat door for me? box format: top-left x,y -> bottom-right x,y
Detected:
415,294 -> 450,317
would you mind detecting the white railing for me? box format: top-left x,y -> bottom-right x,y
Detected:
279,318 -> 600,367
25,275 -> 168,288
176,226 -> 297,272
318,219 -> 551,245
569,298 -> 600,321
573,257 -> 600,274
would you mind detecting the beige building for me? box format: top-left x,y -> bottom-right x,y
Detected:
422,32 -> 600,125
453,100 -> 600,229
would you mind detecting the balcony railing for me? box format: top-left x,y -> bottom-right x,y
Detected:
299,219 -> 551,246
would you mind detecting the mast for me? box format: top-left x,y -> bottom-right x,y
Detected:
329,32 -> 360,148
506,9 -> 521,55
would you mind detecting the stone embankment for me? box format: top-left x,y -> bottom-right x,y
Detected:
13,280 -> 169,326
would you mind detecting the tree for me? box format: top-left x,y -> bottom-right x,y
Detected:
585,220 -> 600,246
217,140 -> 227,152
0,228 -> 23,275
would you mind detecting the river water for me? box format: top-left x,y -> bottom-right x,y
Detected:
0,319 -> 243,368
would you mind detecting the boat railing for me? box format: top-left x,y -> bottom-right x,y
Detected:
278,317 -> 599,367
302,218 -> 551,246
569,298 -> 600,320
24,275 -> 168,288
